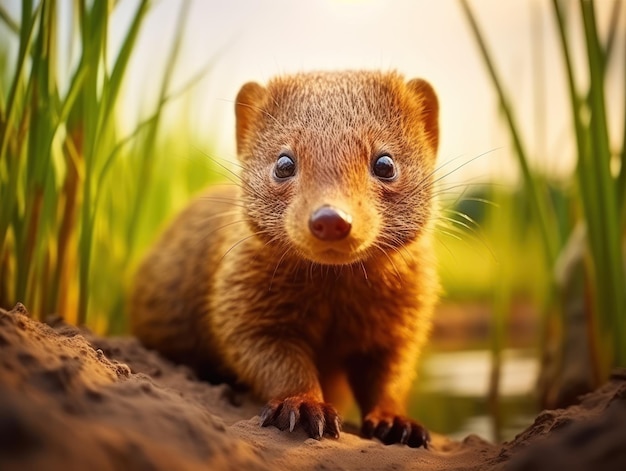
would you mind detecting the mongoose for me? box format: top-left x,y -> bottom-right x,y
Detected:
130,70 -> 440,448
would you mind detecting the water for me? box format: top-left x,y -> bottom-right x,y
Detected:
411,348 -> 539,443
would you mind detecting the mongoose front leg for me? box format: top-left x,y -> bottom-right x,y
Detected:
223,331 -> 341,440
347,350 -> 429,448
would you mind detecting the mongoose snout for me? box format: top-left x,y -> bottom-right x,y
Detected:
308,205 -> 353,241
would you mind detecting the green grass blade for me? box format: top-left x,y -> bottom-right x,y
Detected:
617,85 -> 626,228
76,0 -> 109,325
0,0 -> 41,161
94,114 -> 159,210
619,3 -> 626,225
602,0 -> 622,60
0,4 -> 20,34
56,64 -> 88,125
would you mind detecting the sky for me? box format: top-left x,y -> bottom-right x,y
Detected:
5,0 -> 626,186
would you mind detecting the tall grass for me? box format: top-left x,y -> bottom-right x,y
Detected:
460,0 -> 626,393
0,0 -> 218,332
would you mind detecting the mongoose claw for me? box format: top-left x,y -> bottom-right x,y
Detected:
260,395 -> 341,440
362,413 -> 430,449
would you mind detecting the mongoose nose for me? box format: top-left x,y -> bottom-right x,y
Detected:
308,206 -> 352,241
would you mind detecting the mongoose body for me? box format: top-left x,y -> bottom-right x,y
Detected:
130,70 -> 440,448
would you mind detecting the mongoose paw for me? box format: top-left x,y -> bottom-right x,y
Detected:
260,394 -> 341,440
361,413 -> 430,449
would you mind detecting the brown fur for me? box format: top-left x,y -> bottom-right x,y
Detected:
130,71 -> 440,447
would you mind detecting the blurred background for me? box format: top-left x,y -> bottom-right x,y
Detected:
1,0 -> 624,443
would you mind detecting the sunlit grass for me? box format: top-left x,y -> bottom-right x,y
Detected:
460,0 -> 626,391
0,0 -> 220,332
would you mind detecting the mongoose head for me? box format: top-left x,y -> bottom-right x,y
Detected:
235,71 -> 439,266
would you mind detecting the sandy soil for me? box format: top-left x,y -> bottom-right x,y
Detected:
1,303 -> 625,471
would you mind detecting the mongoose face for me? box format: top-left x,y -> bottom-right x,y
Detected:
235,71 -> 439,266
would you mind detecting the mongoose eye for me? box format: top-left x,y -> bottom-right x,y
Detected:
373,155 -> 397,180
274,154 -> 296,180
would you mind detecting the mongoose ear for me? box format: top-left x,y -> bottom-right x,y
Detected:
406,78 -> 439,154
235,82 -> 267,157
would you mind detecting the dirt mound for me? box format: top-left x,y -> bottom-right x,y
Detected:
1,304 -> 625,470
